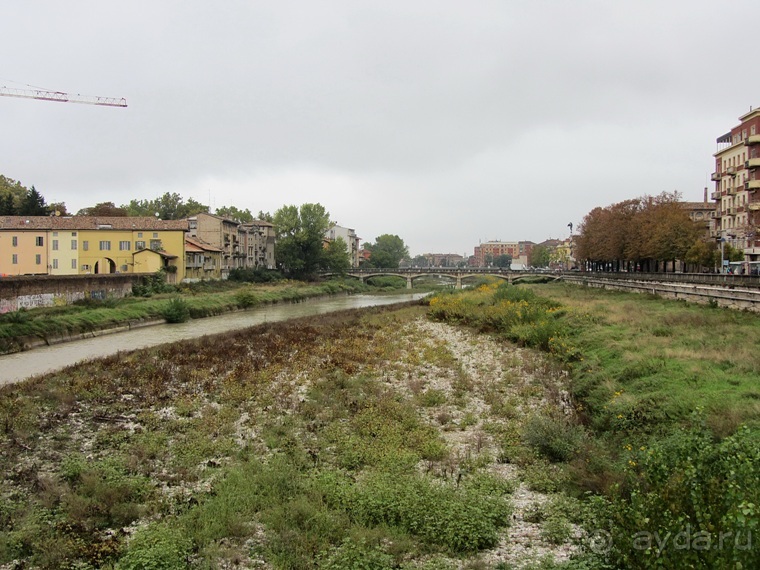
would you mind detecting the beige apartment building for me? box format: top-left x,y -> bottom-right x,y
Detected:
712,107 -> 760,263
186,213 -> 276,277
324,224 -> 361,267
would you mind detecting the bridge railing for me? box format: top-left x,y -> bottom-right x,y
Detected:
561,271 -> 760,288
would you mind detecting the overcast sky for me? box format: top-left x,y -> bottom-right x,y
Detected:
2,1 -> 759,256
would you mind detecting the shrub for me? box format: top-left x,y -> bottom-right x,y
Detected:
599,425 -> 760,569
341,472 -> 511,553
319,537 -> 395,570
162,298 -> 190,323
522,413 -> 585,463
234,288 -> 260,308
116,523 -> 191,570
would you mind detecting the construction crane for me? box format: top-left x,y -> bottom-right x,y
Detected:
0,85 -> 127,107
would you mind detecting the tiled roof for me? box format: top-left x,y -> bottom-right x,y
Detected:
0,216 -> 189,231
185,236 -> 223,253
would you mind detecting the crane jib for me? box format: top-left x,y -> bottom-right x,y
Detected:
0,86 -> 127,108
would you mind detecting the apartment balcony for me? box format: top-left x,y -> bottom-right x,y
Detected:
745,158 -> 760,169
745,180 -> 760,191
714,210 -> 722,218
711,191 -> 721,200
749,202 -> 760,211
727,166 -> 737,175
726,186 -> 737,195
744,134 -> 760,145
726,206 -> 737,215
710,172 -> 722,181
186,261 -> 203,269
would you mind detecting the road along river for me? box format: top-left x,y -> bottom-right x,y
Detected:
0,292 -> 428,386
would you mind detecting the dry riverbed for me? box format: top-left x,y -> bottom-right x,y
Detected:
1,303 -> 585,569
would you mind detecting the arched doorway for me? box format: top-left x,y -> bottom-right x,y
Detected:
94,257 -> 117,274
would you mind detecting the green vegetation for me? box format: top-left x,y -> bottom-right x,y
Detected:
0,303 -> 521,568
429,281 -> 760,568
362,234 -> 410,269
4,278 -> 759,568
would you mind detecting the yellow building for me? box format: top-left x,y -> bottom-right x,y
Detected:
0,216 -> 187,280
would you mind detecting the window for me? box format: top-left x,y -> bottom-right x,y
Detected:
52,259 -> 58,269
71,240 -> 77,250
153,232 -> 158,238
136,240 -> 146,250
119,241 -> 131,251
150,239 -> 162,251
12,254 -> 17,264
82,264 -> 90,271
72,232 -> 77,236
71,259 -> 77,270
35,254 -> 41,265
99,241 -> 111,251
12,236 -> 17,247
53,231 -> 58,237
82,241 -> 89,251
137,232 -> 143,238
120,264 -> 128,272
752,125 -> 757,136
36,236 -> 44,247
52,240 -> 59,251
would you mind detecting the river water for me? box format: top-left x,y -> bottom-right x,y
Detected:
0,292 -> 428,386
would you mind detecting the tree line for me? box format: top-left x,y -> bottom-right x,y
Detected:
574,192 -> 734,272
1,175 -> 409,278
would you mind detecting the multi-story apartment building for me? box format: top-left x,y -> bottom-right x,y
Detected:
472,240 -> 534,267
0,216 -> 187,280
712,107 -> 760,263
185,236 -> 223,280
186,213 -> 277,276
324,224 -> 361,267
242,220 -> 276,269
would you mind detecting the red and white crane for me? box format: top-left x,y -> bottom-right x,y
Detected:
0,85 -> 127,107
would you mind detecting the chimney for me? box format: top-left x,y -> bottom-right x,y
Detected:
704,187 -> 708,203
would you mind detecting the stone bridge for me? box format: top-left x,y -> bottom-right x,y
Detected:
321,268 -> 560,289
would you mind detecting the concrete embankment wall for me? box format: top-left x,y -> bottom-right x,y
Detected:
562,275 -> 760,312
0,274 -> 144,313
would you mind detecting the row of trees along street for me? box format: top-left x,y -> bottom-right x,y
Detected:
574,191 -> 742,272
1,175 -> 410,278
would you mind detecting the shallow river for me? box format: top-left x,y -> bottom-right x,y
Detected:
0,292 -> 428,386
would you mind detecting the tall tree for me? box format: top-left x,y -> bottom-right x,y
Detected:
123,193 -> 208,219
48,202 -> 69,216
321,236 -> 351,274
0,175 -> 27,212
0,192 -> 16,215
494,254 -> 512,268
216,205 -> 253,223
528,245 -> 550,267
77,202 -> 128,216
18,186 -> 49,216
365,234 -> 409,268
273,203 -> 331,278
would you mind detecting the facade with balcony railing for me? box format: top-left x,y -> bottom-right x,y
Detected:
712,106 -> 760,261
